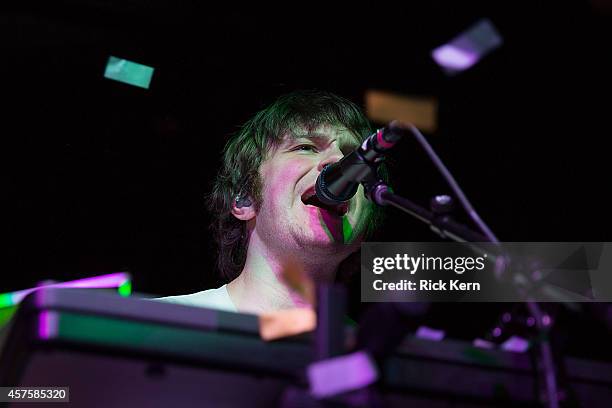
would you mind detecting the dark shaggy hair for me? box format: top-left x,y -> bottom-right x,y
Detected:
207,90 -> 385,281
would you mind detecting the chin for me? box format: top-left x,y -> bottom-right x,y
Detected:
302,231 -> 355,254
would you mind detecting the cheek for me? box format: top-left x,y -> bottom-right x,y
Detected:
265,175 -> 285,206
261,160 -> 308,207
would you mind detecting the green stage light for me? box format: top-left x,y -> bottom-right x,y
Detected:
118,280 -> 132,297
104,56 -> 154,89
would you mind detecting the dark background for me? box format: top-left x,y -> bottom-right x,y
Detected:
2,1 -> 611,348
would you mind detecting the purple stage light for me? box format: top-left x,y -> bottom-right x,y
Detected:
38,310 -> 59,340
41,272 -> 129,290
431,18 -> 503,75
1,272 -> 131,307
416,325 -> 445,341
308,351 -> 378,399
432,45 -> 479,71
501,335 -> 530,353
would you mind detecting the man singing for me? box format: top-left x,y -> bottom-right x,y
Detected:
159,90 -> 383,314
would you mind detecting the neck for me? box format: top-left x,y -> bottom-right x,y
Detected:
227,230 -> 341,314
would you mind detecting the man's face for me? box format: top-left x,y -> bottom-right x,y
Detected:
254,124 -> 370,256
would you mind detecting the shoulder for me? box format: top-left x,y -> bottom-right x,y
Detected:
155,284 -> 237,313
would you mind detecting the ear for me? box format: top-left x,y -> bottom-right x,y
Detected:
231,197 -> 256,221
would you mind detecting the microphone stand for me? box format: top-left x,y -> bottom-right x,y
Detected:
361,176 -> 562,408
369,183 -> 489,243
313,122 -> 562,406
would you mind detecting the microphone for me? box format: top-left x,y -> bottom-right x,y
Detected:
315,121 -> 410,206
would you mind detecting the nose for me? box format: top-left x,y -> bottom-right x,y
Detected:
317,147 -> 344,172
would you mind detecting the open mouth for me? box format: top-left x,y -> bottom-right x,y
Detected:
301,188 -> 348,217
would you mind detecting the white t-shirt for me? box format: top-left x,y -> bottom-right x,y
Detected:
155,284 -> 237,313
